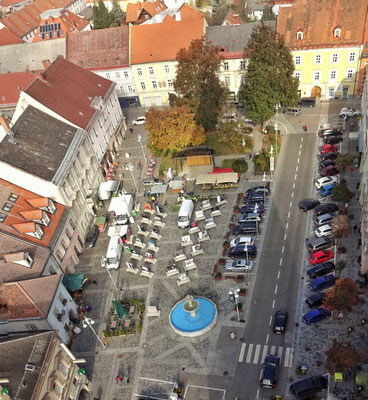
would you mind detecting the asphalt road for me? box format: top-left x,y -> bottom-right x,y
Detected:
225,129 -> 318,400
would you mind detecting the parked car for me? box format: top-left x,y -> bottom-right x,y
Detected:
225,259 -> 254,272
227,244 -> 257,259
314,176 -> 338,189
310,274 -> 336,291
273,310 -> 288,334
318,159 -> 336,169
238,213 -> 262,224
339,107 -> 361,118
307,237 -> 332,253
305,293 -> 324,308
230,236 -> 254,247
314,213 -> 334,227
290,375 -> 328,398
318,152 -> 338,162
222,113 -> 237,123
260,355 -> 280,388
298,97 -> 316,107
132,116 -> 146,125
318,128 -> 343,137
283,107 -> 301,116
243,191 -> 265,203
143,177 -> 164,186
320,165 -> 338,177
308,250 -> 334,265
245,186 -> 270,196
320,183 -> 336,197
315,224 -> 333,237
232,222 -> 258,235
298,199 -> 320,212
307,262 -> 335,279
240,203 -> 265,214
302,308 -> 331,325
320,144 -> 338,154
314,202 -> 338,216
323,136 -> 343,145
84,225 -> 99,248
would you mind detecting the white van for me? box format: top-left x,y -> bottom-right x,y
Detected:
105,235 -> 123,269
177,199 -> 194,228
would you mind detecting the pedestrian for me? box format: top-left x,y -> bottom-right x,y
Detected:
303,124 -> 308,131
349,166 -> 354,174
354,224 -> 358,233
130,128 -> 133,135
116,376 -> 123,384
230,331 -> 236,340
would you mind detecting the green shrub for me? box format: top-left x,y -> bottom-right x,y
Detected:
103,330 -> 110,338
136,323 -> 142,333
232,159 -> 248,173
254,153 -> 270,173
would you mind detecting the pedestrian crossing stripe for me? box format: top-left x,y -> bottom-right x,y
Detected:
238,343 -> 293,367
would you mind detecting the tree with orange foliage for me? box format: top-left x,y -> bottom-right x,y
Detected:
145,106 -> 205,155
323,277 -> 359,313
325,338 -> 362,374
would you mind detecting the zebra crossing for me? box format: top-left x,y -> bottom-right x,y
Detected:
238,343 -> 294,368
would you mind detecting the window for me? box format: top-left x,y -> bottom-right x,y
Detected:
296,31 -> 303,40
124,71 -> 128,78
2,202 -> 13,212
116,72 -> 120,79
348,52 -> 356,62
294,55 -> 301,65
329,69 -> 337,80
346,69 -> 354,79
0,213 -> 7,223
294,71 -> 301,80
313,71 -> 321,81
127,85 -> 133,93
119,85 -> 124,93
58,362 -> 69,377
148,67 -> 154,75
26,324 -> 37,331
167,79 -> 173,88
77,236 -> 83,248
328,88 -> 335,98
137,68 -> 142,76
240,61 -> 246,70
74,245 -> 81,257
8,193 -> 18,202
69,220 -> 75,230
331,53 -> 339,63
53,382 -> 63,396
223,62 -> 229,71
314,54 -> 322,64
56,250 -> 63,262
164,65 -> 170,73
140,82 -> 146,91
224,76 -> 230,86
61,240 -> 68,251
106,73 -> 110,79
73,377 -> 78,386
334,28 -> 341,38
152,81 -> 157,89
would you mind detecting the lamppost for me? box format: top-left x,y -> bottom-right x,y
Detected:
229,286 -> 240,321
137,134 -> 147,164
82,316 -> 106,348
101,256 -> 118,291
275,103 -> 280,156
125,163 -> 138,192
270,145 -> 274,181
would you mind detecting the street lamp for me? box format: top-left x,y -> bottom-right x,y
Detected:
125,163 -> 138,192
137,134 -> 147,164
262,172 -> 266,204
275,103 -> 280,156
229,287 -> 240,321
82,316 -> 106,348
101,256 -> 118,291
270,145 -> 274,181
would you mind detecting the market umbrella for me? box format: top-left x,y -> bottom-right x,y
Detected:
114,300 -> 128,319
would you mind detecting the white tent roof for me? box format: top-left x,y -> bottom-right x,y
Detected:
195,174 -> 217,185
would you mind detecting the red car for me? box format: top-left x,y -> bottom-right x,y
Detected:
308,250 -> 334,265
320,144 -> 337,154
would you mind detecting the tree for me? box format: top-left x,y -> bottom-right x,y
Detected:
174,39 -> 228,131
92,0 -> 118,29
331,214 -> 352,244
238,23 -> 299,125
335,153 -> 355,173
331,180 -> 352,203
0,9 -> 3,19
323,278 -> 359,313
145,106 -> 205,155
111,0 -> 125,24
217,122 -> 253,153
325,338 -> 362,374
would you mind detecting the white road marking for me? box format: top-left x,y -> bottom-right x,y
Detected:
139,377 -> 175,384
265,334 -> 269,344
253,344 -> 261,363
269,316 -> 272,326
246,344 -> 254,363
270,345 -> 276,355
301,137 -> 304,142
291,192 -> 294,198
289,348 -> 294,367
296,166 -> 299,172
299,150 -> 301,156
277,271 -> 280,279
272,299 -> 275,308
280,258 -> 283,266
183,385 -> 226,400
285,223 -> 289,230
257,389 -> 260,397
238,343 -> 246,362
284,233 -> 287,240
297,158 -> 300,164
288,211 -> 291,218
261,345 -> 269,361
282,245 -> 285,253
300,143 -> 303,149
290,201 -> 293,208
293,183 -> 296,189
284,347 -> 291,367
274,285 -> 278,294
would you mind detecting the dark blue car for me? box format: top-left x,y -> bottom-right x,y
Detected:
240,203 -> 265,214
310,274 -> 336,291
302,307 -> 330,325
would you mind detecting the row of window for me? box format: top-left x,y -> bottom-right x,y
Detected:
223,61 -> 246,71
297,27 -> 342,41
139,79 -> 173,91
38,30 -> 63,39
294,52 -> 356,65
294,69 -> 356,82
137,65 -> 171,77
106,70 -> 129,80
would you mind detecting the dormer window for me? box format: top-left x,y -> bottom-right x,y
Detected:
296,31 -> 304,40
334,28 -> 341,38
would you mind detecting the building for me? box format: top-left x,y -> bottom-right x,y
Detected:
0,38 -> 66,74
0,0 -> 86,41
32,8 -> 90,42
131,8 -> 206,107
277,0 -> 368,99
0,25 -> 23,46
206,21 -> 276,99
11,56 -> 126,174
0,331 -> 90,399
126,0 -> 167,24
222,9 -> 245,26
0,106 -> 101,238
0,0 -> 32,14
67,26 -> 139,107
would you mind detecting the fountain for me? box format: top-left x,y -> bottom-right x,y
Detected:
169,295 -> 218,337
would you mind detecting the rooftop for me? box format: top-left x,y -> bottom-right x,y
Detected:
24,56 -> 114,129
277,0 -> 368,49
141,3 -> 204,25
0,26 -> 24,46
67,26 -> 129,70
126,0 -> 167,23
0,105 -> 79,181
222,9 -> 245,26
0,331 -> 57,400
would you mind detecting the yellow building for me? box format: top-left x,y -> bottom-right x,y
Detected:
277,0 -> 368,99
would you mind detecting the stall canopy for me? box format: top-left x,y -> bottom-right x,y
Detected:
114,300 -> 128,319
151,184 -> 168,194
62,274 -> 84,292
195,174 -> 217,185
215,172 -> 238,184
108,225 -> 128,238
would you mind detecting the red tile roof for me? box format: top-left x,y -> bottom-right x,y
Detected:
0,26 -> 24,45
11,221 -> 38,233
277,0 -> 368,49
67,26 -> 129,70
1,0 -> 27,7
131,16 -> 204,64
0,71 -> 40,109
1,0 -> 72,38
126,0 -> 167,23
27,197 -> 49,208
222,9 -> 244,26
24,56 -> 113,129
18,209 -> 43,220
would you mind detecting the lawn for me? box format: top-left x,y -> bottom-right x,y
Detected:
158,155 -> 175,175
205,130 -> 250,156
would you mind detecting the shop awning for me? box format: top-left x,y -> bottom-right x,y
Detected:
195,174 -> 217,185
215,172 -> 238,184
108,225 -> 128,237
62,274 -> 84,292
151,184 -> 168,194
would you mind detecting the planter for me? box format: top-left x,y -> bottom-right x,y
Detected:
237,193 -> 244,203
239,288 -> 246,296
338,247 -> 347,254
222,249 -> 227,256
223,241 -> 230,250
214,273 -> 222,281
235,303 -> 243,311
229,224 -> 235,231
236,275 -> 244,283
233,206 -> 240,214
218,258 -> 225,266
225,275 -> 235,280
213,264 -> 218,274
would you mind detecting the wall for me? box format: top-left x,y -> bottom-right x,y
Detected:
219,57 -> 247,98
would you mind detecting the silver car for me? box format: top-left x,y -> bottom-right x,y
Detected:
225,259 -> 254,272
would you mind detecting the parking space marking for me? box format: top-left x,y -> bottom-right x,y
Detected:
269,316 -> 272,326
279,258 -> 283,266
246,344 -> 254,363
272,299 -> 275,308
261,345 -> 269,361
253,344 -> 261,363
238,343 -> 246,362
274,285 -> 278,294
257,388 -> 260,398
277,271 -> 280,279
282,245 -> 285,253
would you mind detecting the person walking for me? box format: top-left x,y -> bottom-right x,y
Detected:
230,331 -> 236,340
354,225 -> 358,233
116,376 -> 123,384
349,166 -> 354,174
